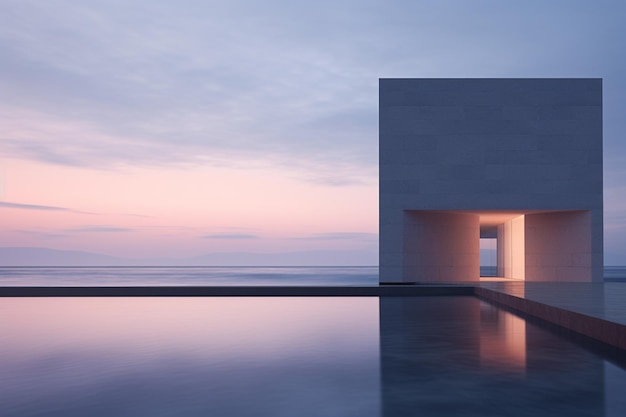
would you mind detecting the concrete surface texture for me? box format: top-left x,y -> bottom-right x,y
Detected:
379,78 -> 603,283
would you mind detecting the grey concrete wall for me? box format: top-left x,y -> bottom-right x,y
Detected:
497,215 -> 525,279
403,211 -> 479,281
380,78 -> 603,282
525,211 -> 593,281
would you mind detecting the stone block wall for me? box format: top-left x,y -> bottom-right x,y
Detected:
380,78 -> 603,282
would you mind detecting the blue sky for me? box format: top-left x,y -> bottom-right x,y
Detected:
1,0 -> 625,263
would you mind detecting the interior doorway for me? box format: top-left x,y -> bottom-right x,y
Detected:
480,237 -> 498,277
478,212 -> 526,280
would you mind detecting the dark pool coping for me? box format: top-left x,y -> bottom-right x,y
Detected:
1,284 -> 624,350
0,285 -> 474,297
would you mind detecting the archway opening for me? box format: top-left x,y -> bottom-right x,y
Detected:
479,212 -> 525,281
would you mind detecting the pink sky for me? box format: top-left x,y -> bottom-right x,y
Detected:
0,158 -> 378,259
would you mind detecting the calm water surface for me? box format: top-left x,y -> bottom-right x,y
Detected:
1,296 -> 625,416
0,297 -> 379,417
0,266 -> 379,286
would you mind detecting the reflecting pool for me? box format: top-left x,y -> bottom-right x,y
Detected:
0,297 -> 624,416
380,297 -> 626,416
0,297 -> 379,417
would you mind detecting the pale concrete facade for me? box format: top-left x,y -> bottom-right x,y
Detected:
379,78 -> 603,283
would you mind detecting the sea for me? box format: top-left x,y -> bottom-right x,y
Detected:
0,265 -> 624,286
0,266 -> 379,286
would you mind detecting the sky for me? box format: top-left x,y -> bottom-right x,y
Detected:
1,0 -> 625,264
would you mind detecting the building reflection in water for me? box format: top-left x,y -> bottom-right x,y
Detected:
379,296 -> 606,417
479,302 -> 526,372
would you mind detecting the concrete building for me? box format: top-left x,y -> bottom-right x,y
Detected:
379,78 -> 603,283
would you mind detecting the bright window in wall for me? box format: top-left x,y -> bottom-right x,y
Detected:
480,237 -> 497,277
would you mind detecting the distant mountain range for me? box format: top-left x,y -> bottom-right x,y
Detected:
0,247 -> 378,266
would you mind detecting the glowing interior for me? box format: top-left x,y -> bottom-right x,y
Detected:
403,209 -> 592,282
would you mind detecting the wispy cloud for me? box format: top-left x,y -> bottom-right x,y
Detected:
297,232 -> 378,240
13,229 -> 69,239
0,201 -> 70,211
202,233 -> 259,239
2,1 -> 625,187
65,226 -> 133,233
306,176 -> 371,187
0,201 -> 96,215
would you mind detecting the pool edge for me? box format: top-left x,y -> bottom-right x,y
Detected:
474,286 -> 626,351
